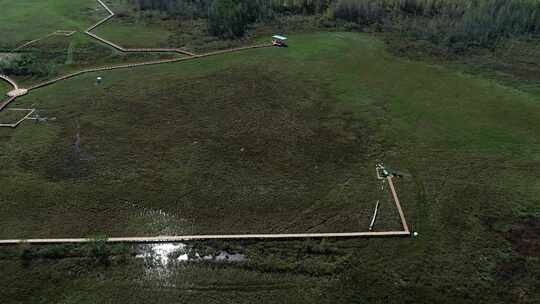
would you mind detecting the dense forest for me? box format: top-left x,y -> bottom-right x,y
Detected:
126,0 -> 540,50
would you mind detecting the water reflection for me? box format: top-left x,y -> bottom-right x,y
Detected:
136,242 -> 246,286
137,243 -> 246,264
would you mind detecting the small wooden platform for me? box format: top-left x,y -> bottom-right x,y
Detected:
7,88 -> 28,97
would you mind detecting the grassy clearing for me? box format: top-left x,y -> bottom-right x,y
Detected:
2,32 -> 539,237
93,0 -> 175,48
93,18 -> 173,48
1,30 -> 540,302
0,0 -> 102,48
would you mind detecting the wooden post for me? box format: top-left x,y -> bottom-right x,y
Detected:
369,201 -> 380,231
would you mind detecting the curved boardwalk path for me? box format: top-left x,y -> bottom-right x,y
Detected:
0,75 -> 18,111
0,74 -> 18,90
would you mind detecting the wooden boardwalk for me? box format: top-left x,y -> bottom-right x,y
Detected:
0,75 -> 19,111
0,232 -> 411,245
0,177 -> 410,245
0,74 -> 18,90
0,108 -> 35,128
0,0 -> 271,121
387,176 -> 410,233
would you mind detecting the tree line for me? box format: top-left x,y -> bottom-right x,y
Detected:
332,0 -> 540,49
126,0 -> 540,48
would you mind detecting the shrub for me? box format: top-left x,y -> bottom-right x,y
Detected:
0,54 -> 54,77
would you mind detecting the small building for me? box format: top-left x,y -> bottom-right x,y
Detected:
272,35 -> 288,47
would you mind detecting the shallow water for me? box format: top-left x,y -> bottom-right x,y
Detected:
135,243 -> 246,286
136,243 -> 246,264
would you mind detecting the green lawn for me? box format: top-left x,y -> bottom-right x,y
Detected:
1,32 -> 539,303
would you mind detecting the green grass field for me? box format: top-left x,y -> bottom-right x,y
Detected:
1,1 -> 540,302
